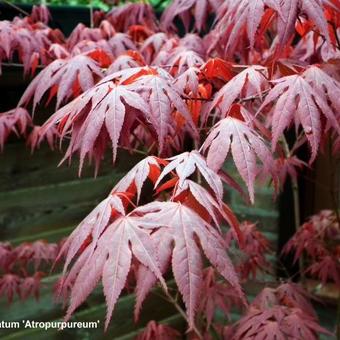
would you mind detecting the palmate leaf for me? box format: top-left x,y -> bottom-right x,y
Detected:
260,71 -> 340,163
19,54 -> 103,110
213,0 -> 282,52
0,108 -> 32,150
161,0 -> 223,32
128,68 -> 198,152
39,67 -> 196,173
155,150 -> 223,203
58,194 -> 126,275
62,205 -> 167,330
112,156 -> 165,202
197,267 -> 245,329
0,274 -> 21,303
204,65 -> 269,123
134,228 -> 173,321
105,3 -> 158,32
277,0 -> 331,48
134,180 -> 241,321
106,52 -> 145,74
167,49 -> 204,76
211,0 -> 332,55
231,306 -> 331,340
135,201 -> 244,329
140,32 -> 168,64
107,33 -> 137,58
20,272 -> 43,301
202,116 -> 274,203
136,320 -> 181,340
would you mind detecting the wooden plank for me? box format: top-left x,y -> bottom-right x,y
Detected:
0,176 -> 120,239
0,145 -> 140,192
9,226 -> 74,245
0,284 -> 179,339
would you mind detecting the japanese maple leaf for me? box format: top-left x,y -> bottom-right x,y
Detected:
45,43 -> 70,61
201,58 -> 234,82
41,67 -> 197,171
276,282 -> 317,317
173,179 -> 240,236
30,240 -> 59,269
282,219 -> 328,263
260,73 -> 340,163
27,125 -> 59,152
39,68 -> 150,172
0,21 -> 50,74
198,267 -> 246,329
135,201 -> 244,329
20,272 -> 43,300
167,49 -> 204,76
275,155 -> 307,187
66,24 -> 103,49
19,55 -> 103,110
106,53 -> 145,74
135,184 -> 240,321
0,21 -> 17,59
226,221 -> 272,279
0,243 -> 15,271
0,274 -> 21,303
161,0 -> 222,32
70,40 -> 113,61
58,193 -> 126,273
0,107 -> 31,150
107,33 -> 137,58
303,65 -> 340,117
14,240 -> 58,269
136,320 -> 181,340
232,306 -> 331,340
205,65 -> 269,123
140,33 -> 168,64
180,34 -> 206,55
155,151 -> 223,203
251,283 -> 317,317
112,156 -> 164,202
63,206 -> 167,330
106,3 -> 158,32
277,0 -> 331,49
212,0 -> 331,55
30,4 -> 51,24
307,255 -> 340,285
213,0 -> 281,52
202,116 -> 274,203
134,228 -> 173,321
129,69 -> 198,152
174,67 -> 200,96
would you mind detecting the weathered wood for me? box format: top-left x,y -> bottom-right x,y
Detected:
0,176 -> 121,239
0,144 -> 140,192
0,281 -> 180,339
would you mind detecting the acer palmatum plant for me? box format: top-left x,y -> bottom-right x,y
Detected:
0,240 -> 60,303
1,1 -> 340,338
283,210 -> 340,285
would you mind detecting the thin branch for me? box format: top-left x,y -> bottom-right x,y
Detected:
119,145 -> 148,156
3,0 -> 30,16
89,0 -> 94,29
160,289 -> 204,339
181,96 -> 211,102
238,89 -> 270,103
